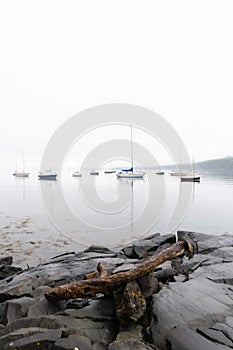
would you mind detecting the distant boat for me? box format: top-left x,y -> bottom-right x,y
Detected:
180,158 -> 200,182
13,151 -> 30,177
170,170 -> 187,176
38,171 -> 57,180
72,171 -> 82,177
104,170 -> 116,174
72,154 -> 82,177
117,125 -> 145,179
156,171 -> 164,175
170,149 -> 187,177
90,170 -> 99,175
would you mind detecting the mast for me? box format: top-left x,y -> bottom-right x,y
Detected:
130,124 -> 133,172
22,150 -> 25,173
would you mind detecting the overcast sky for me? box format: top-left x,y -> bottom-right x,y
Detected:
0,1 -> 232,171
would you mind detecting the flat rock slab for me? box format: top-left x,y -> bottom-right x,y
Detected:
152,276 -> 233,347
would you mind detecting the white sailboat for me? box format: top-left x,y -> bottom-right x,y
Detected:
180,158 -> 200,182
170,149 -> 187,177
72,154 -> 82,177
13,151 -> 30,177
117,125 -> 145,179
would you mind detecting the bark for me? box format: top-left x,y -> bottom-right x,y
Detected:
45,239 -> 193,301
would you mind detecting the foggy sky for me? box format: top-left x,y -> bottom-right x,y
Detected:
0,1 -> 232,172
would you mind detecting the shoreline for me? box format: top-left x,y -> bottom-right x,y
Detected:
0,231 -> 233,349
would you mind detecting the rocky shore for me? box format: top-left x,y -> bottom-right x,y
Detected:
0,231 -> 233,349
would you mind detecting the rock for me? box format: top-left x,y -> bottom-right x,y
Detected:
154,268 -> 177,283
152,276 -> 233,348
84,245 -> 114,254
0,265 -> 22,280
197,327 -> 233,347
161,326 -> 232,350
0,327 -> 49,348
4,297 -> 36,325
28,296 -> 65,317
190,262 -> 233,284
53,334 -> 92,350
137,273 -> 159,298
3,328 -> 62,350
109,340 -> 157,350
65,298 -> 89,310
61,297 -> 116,321
121,234 -> 175,258
0,257 -> 13,266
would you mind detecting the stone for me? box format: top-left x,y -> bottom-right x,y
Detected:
28,296 -> 65,317
4,297 -> 36,325
0,265 -> 22,280
197,327 -> 233,347
3,328 -> 62,350
53,334 -> 92,350
84,245 -> 114,254
0,257 -> 13,266
61,296 -> 116,321
152,277 -> 233,348
109,340 -> 157,350
137,273 -> 159,298
161,326 -> 232,350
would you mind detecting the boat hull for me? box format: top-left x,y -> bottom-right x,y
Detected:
38,174 -> 57,180
117,172 -> 145,179
13,172 -> 30,177
180,176 -> 200,182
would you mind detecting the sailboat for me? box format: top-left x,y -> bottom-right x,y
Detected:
117,125 -> 145,179
13,151 -> 30,177
38,170 -> 57,180
72,154 -> 82,177
169,150 -> 187,177
180,158 -> 200,182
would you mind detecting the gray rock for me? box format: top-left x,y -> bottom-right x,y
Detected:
53,334 -> 92,350
108,340 -> 157,350
161,326 -> 232,350
0,327 -> 49,348
28,296 -> 65,317
137,273 -> 159,298
191,262 -> 233,284
61,297 -> 116,321
152,277 -> 233,347
197,327 -> 233,347
3,328 -> 62,350
4,297 -> 35,325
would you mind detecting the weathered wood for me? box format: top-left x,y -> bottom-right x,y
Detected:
45,239 -> 193,301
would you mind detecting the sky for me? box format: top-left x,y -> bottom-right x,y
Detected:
0,0 -> 233,171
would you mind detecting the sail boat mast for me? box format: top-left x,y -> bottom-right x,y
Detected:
130,124 -> 133,171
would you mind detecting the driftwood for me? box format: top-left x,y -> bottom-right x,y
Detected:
45,239 -> 193,301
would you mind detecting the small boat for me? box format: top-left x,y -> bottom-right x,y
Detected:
104,170 -> 116,174
38,171 -> 57,180
156,171 -> 164,175
13,151 -> 30,177
90,170 -> 99,175
180,158 -> 200,182
72,171 -> 82,177
13,171 -> 30,178
180,175 -> 200,182
117,171 -> 145,179
116,125 -> 145,179
169,170 -> 187,176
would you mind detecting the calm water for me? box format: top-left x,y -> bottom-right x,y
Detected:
0,169 -> 233,266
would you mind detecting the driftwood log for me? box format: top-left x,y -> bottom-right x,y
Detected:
45,239 -> 193,301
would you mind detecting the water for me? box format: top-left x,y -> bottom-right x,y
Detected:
1,169 -> 233,266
